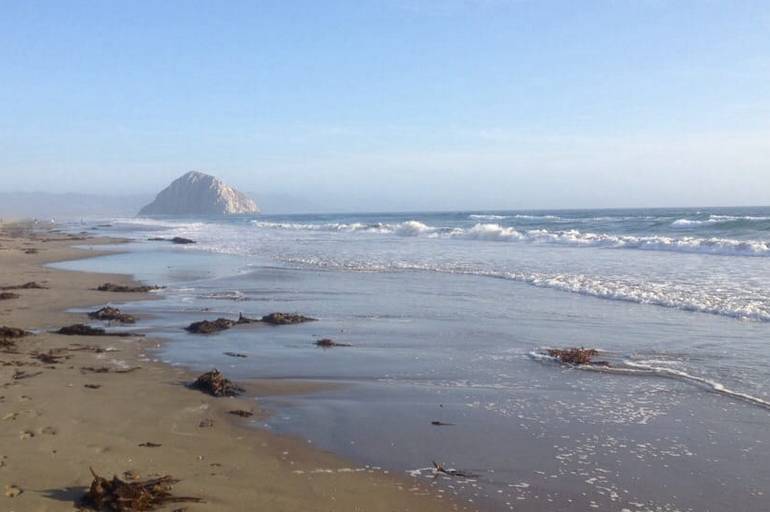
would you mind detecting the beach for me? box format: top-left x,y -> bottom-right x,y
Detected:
0,222 -> 456,511
39,209 -> 770,512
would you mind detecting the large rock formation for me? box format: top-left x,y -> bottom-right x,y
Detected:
138,171 -> 259,216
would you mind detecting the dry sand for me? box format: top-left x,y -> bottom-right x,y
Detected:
0,223 -> 460,511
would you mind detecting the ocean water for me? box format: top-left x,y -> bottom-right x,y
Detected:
56,207 -> 770,511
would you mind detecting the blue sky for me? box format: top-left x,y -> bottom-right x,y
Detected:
1,0 -> 769,211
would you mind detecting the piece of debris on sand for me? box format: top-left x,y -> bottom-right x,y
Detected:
546,347 -> 605,366
0,292 -> 19,301
97,283 -> 160,293
79,468 -> 201,511
190,369 -> 243,397
32,351 -> 69,364
0,281 -> 47,290
0,326 -> 30,339
223,352 -> 247,358
314,338 -> 352,348
88,307 -> 136,324
56,324 -> 141,337
228,409 -> 254,418
260,312 -> 316,325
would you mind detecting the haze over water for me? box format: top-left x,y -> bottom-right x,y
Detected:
57,206 -> 770,511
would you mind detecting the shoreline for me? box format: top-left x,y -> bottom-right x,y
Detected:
0,223 -> 463,511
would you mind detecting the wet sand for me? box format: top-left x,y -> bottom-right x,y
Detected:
0,222 -> 460,511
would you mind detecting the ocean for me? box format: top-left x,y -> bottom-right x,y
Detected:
55,207 -> 770,511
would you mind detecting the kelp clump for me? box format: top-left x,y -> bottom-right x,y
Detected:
546,347 -> 601,365
79,468 -> 201,511
190,369 -> 243,397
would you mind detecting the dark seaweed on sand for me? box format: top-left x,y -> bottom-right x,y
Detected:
79,468 -> 202,511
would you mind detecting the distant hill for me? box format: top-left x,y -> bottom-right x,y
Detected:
138,171 -> 259,216
0,192 -> 151,219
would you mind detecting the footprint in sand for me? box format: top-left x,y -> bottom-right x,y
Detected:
19,430 -> 34,440
38,426 -> 57,435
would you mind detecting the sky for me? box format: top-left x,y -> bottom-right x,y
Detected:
1,0 -> 769,212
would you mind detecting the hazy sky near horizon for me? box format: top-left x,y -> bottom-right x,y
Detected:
1,0 -> 769,211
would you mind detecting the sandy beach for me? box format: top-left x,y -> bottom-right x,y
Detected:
0,222 -> 457,511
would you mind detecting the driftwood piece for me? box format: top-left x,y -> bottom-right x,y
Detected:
432,461 -> 478,479
190,369 -> 243,397
79,468 -> 202,511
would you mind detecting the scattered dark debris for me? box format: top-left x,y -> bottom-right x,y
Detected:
66,344 -> 109,353
56,324 -> 141,337
32,351 -> 69,364
12,369 -> 42,380
546,347 -> 606,366
84,384 -> 102,390
80,366 -> 110,374
79,468 -> 202,511
432,461 -> 479,479
80,366 -> 140,375
228,409 -> 254,418
198,418 -> 214,428
314,338 -> 351,348
430,421 -> 454,426
260,312 -> 316,325
0,338 -> 18,352
190,369 -> 243,397
0,326 -> 30,338
97,283 -> 161,293
88,307 -> 136,324
223,352 -> 247,358
138,442 -> 162,448
0,281 -> 47,290
0,292 -> 19,300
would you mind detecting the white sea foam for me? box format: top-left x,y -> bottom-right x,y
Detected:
529,351 -> 770,410
251,220 -> 770,257
284,257 -> 770,322
672,215 -> 770,227
621,360 -> 770,410
469,214 -> 509,220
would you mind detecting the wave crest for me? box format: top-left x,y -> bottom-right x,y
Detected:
251,220 -> 770,257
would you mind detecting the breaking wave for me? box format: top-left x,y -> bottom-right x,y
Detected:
284,257 -> 770,322
529,351 -> 770,410
672,215 -> 770,227
251,220 -> 770,257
